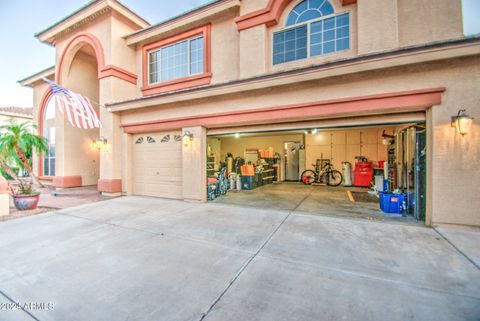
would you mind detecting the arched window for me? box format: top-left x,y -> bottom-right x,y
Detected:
286,0 -> 334,26
43,97 -> 55,176
273,0 -> 350,65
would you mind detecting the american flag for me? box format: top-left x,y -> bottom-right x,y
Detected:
43,78 -> 102,129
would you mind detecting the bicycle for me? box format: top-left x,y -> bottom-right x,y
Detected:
301,160 -> 343,186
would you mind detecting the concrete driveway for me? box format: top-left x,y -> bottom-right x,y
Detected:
0,197 -> 479,321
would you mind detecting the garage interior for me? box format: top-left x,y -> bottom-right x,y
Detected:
206,120 -> 426,223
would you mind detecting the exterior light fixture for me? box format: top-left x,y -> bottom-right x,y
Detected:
452,109 -> 474,136
235,133 -> 240,139
382,130 -> 395,146
183,131 -> 194,146
91,136 -> 109,151
312,128 -> 318,135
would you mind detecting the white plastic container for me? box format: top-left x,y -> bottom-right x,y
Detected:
342,162 -> 353,186
236,176 -> 242,190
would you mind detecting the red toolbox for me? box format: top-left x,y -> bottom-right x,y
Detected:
354,162 -> 373,187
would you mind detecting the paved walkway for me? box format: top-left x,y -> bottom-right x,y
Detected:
0,197 -> 478,321
38,186 -> 115,209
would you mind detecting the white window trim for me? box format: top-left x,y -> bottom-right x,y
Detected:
147,35 -> 204,86
273,11 -> 351,65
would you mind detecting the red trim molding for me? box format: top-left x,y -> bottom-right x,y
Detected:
56,32 -> 106,84
98,179 -> 122,193
99,65 -> 138,84
235,0 -> 357,31
141,24 -> 212,96
53,176 -> 82,188
57,32 -> 137,85
122,88 -> 445,134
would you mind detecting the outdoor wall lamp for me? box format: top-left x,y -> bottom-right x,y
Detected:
451,109 -> 474,136
91,136 -> 109,151
183,131 -> 194,146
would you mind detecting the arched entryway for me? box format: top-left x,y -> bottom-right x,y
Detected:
45,33 -> 104,188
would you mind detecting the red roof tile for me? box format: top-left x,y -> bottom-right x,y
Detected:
0,107 -> 33,117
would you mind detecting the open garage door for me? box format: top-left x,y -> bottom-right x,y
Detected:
206,117 -> 427,224
132,131 -> 183,199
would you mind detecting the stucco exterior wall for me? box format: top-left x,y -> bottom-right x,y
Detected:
357,0 -> 398,54
211,13 -> 240,83
397,0 -> 464,47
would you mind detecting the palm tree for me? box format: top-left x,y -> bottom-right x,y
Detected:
0,121 -> 48,187
0,148 -> 20,182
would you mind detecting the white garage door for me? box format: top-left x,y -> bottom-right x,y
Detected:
132,131 -> 183,199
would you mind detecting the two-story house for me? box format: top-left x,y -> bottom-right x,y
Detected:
19,0 -> 479,227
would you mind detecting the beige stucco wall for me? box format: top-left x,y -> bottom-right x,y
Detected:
357,0 -> 398,54
397,0 -> 463,47
211,13 -> 241,83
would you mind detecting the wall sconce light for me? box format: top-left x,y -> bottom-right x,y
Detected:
235,133 -> 240,139
183,131 -> 194,146
91,136 -> 109,151
451,109 -> 474,136
305,129 -> 318,135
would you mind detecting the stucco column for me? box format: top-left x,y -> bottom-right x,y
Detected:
239,25 -> 268,79
121,132 -> 133,196
97,78 -> 124,196
182,126 -> 207,203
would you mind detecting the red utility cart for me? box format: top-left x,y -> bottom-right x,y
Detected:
354,161 -> 373,187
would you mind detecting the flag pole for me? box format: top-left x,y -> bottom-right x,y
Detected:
41,78 -> 106,109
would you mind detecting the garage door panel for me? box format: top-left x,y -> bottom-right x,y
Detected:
134,159 -> 183,168
134,175 -> 183,184
134,168 -> 182,177
132,131 -> 183,199
133,182 -> 182,191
